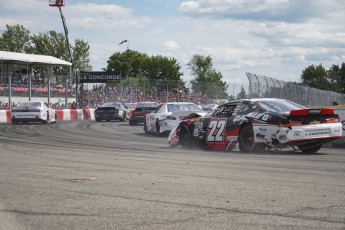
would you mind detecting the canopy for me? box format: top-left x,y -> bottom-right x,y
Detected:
0,51 -> 72,67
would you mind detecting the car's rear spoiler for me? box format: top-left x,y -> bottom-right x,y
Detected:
289,108 -> 334,116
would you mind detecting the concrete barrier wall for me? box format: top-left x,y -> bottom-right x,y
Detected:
0,109 -> 95,122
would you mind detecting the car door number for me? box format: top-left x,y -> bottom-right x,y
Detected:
207,119 -> 227,142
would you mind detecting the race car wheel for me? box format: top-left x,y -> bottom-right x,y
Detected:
239,124 -> 255,152
155,120 -> 161,136
122,112 -> 126,121
179,125 -> 194,148
298,142 -> 322,153
143,120 -> 148,133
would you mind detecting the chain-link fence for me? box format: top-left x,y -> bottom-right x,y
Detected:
78,79 -> 243,108
1,72 -> 247,109
246,72 -> 345,106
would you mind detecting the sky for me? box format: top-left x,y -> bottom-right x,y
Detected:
1,0 -> 345,88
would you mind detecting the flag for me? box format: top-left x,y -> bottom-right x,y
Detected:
119,40 -> 128,45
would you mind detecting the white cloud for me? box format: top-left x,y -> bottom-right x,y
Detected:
1,0 -> 345,86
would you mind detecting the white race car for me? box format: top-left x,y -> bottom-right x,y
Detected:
144,102 -> 207,136
11,101 -> 56,124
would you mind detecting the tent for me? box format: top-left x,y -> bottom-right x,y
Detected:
0,51 -> 71,67
0,51 -> 72,109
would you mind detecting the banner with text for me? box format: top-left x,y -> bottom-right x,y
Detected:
79,71 -> 121,83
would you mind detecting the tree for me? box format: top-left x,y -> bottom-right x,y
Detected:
301,63 -> 345,93
72,39 -> 92,74
237,86 -> 248,99
187,54 -> 213,81
107,50 -> 148,78
0,24 -> 31,53
0,24 -> 92,84
340,63 -> 345,94
300,64 -> 330,91
30,31 -> 92,83
106,51 -> 184,92
187,54 -> 228,99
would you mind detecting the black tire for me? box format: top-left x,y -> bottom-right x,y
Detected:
155,120 -> 161,136
12,119 -> 18,125
238,124 -> 255,152
298,142 -> 322,153
143,120 -> 148,133
121,112 -> 126,121
179,125 -> 194,148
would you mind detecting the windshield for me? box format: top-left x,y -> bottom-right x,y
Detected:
257,99 -> 306,112
17,102 -> 41,107
136,102 -> 158,108
101,103 -> 121,108
167,103 -> 203,112
125,103 -> 136,109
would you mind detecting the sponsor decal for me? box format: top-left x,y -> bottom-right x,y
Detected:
305,129 -> 331,136
226,136 -> 237,142
309,109 -> 321,115
261,114 -> 270,121
259,127 -> 267,132
256,133 -> 265,139
294,131 -> 301,136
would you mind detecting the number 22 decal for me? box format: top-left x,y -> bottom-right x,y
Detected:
206,118 -> 227,142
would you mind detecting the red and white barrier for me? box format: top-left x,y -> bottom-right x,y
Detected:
0,110 -> 11,123
0,109 -> 95,123
55,109 -> 95,121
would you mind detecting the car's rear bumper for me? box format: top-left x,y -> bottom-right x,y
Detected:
254,123 -> 343,144
129,115 -> 145,123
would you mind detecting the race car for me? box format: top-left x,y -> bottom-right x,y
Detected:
128,102 -> 158,125
94,102 -> 127,122
168,98 -> 343,153
144,102 -> 207,136
11,101 -> 56,124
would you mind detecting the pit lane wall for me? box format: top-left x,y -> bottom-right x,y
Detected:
0,109 -> 95,122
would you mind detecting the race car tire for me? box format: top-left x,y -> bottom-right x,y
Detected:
121,112 -> 126,121
155,120 -> 161,137
239,124 -> 255,152
179,125 -> 194,148
143,120 -> 148,133
298,142 -> 322,153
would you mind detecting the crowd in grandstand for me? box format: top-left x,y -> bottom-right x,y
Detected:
78,84 -> 210,109
0,80 -> 211,110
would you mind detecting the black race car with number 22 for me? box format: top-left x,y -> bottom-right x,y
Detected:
168,98 -> 343,153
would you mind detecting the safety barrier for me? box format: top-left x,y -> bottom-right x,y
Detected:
0,109 -> 95,123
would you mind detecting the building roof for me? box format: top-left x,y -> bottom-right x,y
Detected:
0,51 -> 72,67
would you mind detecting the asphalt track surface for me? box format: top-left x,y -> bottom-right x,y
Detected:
0,121 -> 344,230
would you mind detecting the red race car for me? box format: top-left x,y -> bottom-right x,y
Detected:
168,98 -> 343,153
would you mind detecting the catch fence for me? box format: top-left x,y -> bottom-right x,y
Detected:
246,72 -> 345,106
